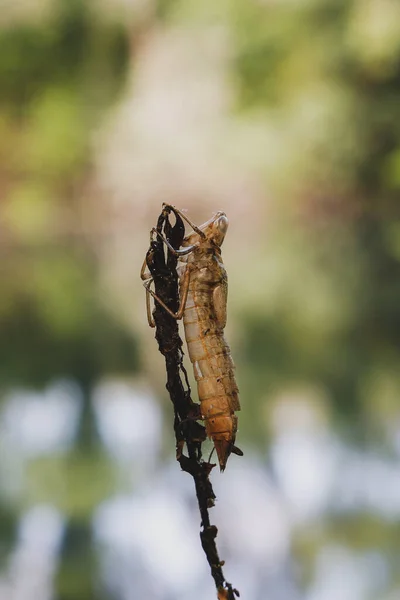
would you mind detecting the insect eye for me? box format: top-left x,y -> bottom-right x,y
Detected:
217,215 -> 229,234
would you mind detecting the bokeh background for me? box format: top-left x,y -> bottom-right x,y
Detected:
1,0 -> 400,598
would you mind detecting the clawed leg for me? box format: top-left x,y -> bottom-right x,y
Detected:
163,204 -> 206,239
140,257 -> 156,327
143,280 -> 156,327
151,228 -> 197,256
140,252 -> 192,323
144,263 -> 192,320
231,444 -> 244,457
207,445 -> 216,465
141,216 -> 196,326
140,256 -> 152,282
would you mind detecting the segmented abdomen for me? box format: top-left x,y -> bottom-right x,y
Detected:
182,285 -> 240,470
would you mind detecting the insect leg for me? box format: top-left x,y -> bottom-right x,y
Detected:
140,256 -> 152,281
143,263 -> 191,320
231,444 -> 244,457
140,257 -> 156,327
151,228 -> 197,256
207,445 -> 216,465
162,204 -> 206,239
144,280 -> 156,328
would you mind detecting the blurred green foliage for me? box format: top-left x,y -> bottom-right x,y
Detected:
0,0 -> 128,114
0,2 -> 134,597
0,0 -> 135,387
219,0 -> 400,433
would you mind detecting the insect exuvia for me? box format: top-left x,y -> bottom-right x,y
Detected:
141,205 -> 242,471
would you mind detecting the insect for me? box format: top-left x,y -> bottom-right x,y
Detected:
141,204 -> 242,471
